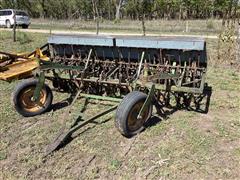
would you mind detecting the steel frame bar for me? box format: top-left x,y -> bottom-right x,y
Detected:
33,72 -> 45,102
136,80 -> 205,94
138,83 -> 155,119
79,93 -> 122,102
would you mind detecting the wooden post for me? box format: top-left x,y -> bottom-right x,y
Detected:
96,17 -> 99,35
237,22 -> 240,63
50,18 -> 52,35
142,14 -> 146,36
13,10 -> 16,42
186,20 -> 189,33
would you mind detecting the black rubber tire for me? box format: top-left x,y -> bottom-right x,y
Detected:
115,91 -> 153,137
6,20 -> 12,28
22,24 -> 29,29
12,79 -> 53,117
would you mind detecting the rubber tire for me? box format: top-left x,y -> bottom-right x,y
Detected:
6,20 -> 12,28
12,79 -> 53,117
22,24 -> 29,29
115,91 -> 152,137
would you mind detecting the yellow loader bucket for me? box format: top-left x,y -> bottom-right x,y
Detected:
0,48 -> 49,81
0,59 -> 39,81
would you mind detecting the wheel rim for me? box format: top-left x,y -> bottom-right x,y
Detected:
6,21 -> 10,28
19,86 -> 47,113
127,101 -> 151,132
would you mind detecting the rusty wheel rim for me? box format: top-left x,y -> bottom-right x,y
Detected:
127,101 -> 150,132
19,86 -> 47,113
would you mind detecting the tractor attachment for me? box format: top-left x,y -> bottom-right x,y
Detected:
0,44 -> 49,81
9,34 -> 212,155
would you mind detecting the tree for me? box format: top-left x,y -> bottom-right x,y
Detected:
115,0 -> 124,20
0,0 -> 240,21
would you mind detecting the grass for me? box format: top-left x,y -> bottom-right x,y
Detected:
0,31 -> 47,52
0,31 -> 240,179
28,19 -> 226,35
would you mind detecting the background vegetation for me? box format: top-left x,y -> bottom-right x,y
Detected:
0,0 -> 239,23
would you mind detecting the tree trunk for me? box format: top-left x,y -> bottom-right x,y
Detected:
222,10 -> 227,27
115,0 -> 123,20
91,0 -> 96,20
13,10 -> 16,42
40,0 -> 46,18
179,5 -> 182,20
91,0 -> 100,34
108,0 -> 111,20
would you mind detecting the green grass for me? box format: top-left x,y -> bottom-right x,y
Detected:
0,31 -> 47,53
29,18 -> 224,35
0,31 -> 240,179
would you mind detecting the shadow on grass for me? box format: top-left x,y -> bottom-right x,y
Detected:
51,100 -> 70,112
45,85 -> 212,156
145,85 -> 212,130
44,116 -> 112,157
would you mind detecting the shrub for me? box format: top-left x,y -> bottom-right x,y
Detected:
17,32 -> 32,44
206,20 -> 215,30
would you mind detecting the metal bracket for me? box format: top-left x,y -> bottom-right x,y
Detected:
137,83 -> 155,120
199,71 -> 206,93
177,62 -> 187,87
84,49 -> 93,70
33,72 -> 45,102
40,60 -> 84,71
136,51 -> 145,80
132,51 -> 145,90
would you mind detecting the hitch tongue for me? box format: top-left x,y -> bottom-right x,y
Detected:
45,104 -> 118,156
